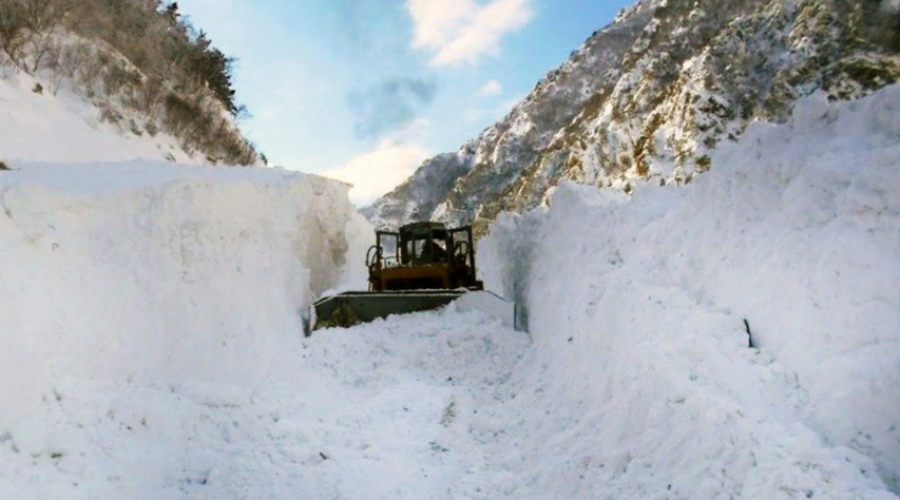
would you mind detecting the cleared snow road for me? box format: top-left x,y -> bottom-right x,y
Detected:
188,306 -> 529,500
0,307 -> 528,500
4,299 -> 895,500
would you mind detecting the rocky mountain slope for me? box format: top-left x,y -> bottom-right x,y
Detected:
366,0 -> 900,234
0,0 -> 259,166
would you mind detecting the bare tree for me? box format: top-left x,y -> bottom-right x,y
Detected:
21,0 -> 54,32
18,0 -> 83,71
0,1 -> 28,68
48,38 -> 89,93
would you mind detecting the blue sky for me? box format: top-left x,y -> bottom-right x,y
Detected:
176,0 -> 634,203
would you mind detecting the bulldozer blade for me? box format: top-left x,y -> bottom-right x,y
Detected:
309,290 -> 523,333
311,290 -> 466,332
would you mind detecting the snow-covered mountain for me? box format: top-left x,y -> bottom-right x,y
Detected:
0,0 -> 259,166
367,0 -> 900,233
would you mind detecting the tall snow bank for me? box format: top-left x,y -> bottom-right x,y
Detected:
480,85 -> 900,497
0,161 -> 356,433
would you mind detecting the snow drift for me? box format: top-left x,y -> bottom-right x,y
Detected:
0,161 -> 357,490
480,85 -> 900,497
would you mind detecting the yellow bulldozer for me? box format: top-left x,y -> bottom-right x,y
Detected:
309,221 -> 519,333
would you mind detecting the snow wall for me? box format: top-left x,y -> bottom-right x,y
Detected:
480,86 -> 900,497
0,162 -> 357,433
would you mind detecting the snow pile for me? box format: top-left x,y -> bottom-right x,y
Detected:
480,85 -> 900,497
0,161 -> 363,498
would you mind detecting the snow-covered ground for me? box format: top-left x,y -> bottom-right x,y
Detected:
1,69 -> 898,499
0,67 -> 193,165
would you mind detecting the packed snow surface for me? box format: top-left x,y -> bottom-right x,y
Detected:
1,85 -> 899,499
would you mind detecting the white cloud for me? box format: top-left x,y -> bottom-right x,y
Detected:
479,80 -> 503,97
319,140 -> 430,206
407,0 -> 534,67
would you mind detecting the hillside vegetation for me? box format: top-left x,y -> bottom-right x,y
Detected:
0,0 -> 259,165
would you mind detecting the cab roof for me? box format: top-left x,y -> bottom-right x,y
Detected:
400,221 -> 447,239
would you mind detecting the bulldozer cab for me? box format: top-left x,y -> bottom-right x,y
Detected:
367,222 -> 481,292
401,222 -> 449,265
